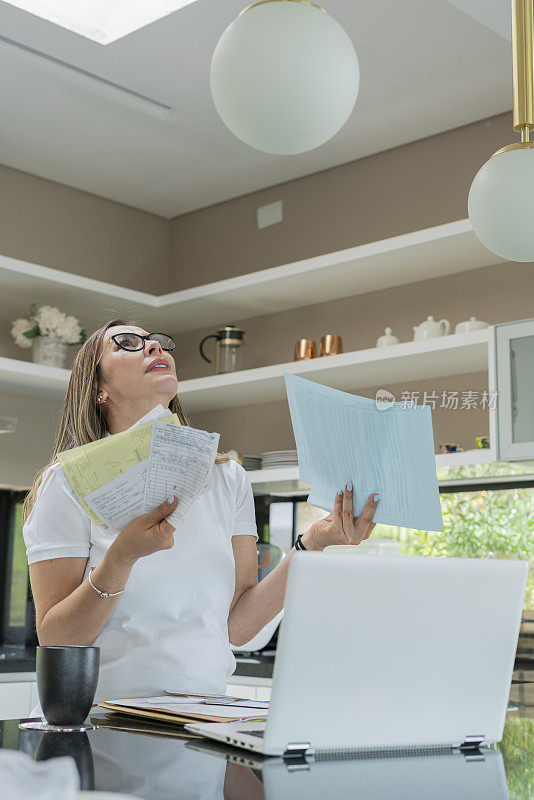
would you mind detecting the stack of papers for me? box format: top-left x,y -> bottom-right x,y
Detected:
56,405 -> 220,531
98,695 -> 268,726
284,372 -> 444,532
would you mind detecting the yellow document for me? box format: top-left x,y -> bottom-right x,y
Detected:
58,414 -> 181,526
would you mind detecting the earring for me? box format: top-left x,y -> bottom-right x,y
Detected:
97,395 -> 103,404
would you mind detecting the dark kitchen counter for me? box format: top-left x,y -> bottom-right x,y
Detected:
0,646 -> 275,680
0,647 -> 36,675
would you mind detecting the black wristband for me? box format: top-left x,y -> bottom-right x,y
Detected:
295,533 -> 307,551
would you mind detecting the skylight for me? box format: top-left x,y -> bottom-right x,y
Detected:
3,1 -> 201,44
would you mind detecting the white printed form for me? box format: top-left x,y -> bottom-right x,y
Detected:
144,420 -> 220,528
84,460 -> 148,531
59,406 -> 178,531
284,372 -> 444,533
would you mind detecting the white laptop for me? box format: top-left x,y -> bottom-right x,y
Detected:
185,552 -> 527,757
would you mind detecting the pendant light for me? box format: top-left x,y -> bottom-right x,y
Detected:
210,0 -> 359,155
468,0 -> 534,261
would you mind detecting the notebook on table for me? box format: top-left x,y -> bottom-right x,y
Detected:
185,552 -> 527,758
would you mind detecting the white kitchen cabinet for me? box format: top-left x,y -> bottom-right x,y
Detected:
495,319 -> 534,460
226,676 -> 273,702
226,683 -> 258,700
29,682 -> 40,713
0,681 -> 32,720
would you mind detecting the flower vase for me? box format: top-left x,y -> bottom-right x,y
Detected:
32,337 -> 68,368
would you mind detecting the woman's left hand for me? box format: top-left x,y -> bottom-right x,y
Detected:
304,483 -> 380,551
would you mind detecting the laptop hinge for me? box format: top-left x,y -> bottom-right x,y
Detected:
284,742 -> 313,758
283,741 -> 314,767
459,735 -> 485,755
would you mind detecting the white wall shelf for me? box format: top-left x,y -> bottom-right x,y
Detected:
178,329 -> 490,413
0,218 -> 503,333
435,448 -> 494,468
248,449 -> 495,496
0,356 -> 70,397
248,467 -> 310,496
0,329 -> 490,406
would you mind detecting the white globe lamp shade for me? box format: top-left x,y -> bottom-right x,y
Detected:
210,0 -> 359,155
468,146 -> 534,262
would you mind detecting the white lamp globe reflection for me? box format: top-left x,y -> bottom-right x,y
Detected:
468,145 -> 534,262
210,0 -> 360,155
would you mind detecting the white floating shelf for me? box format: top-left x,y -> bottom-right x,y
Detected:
248,467 -> 310,496
0,329 -> 491,406
249,449 -> 496,496
0,219 -> 503,333
178,329 -> 490,412
435,448 -> 495,468
0,356 -> 70,398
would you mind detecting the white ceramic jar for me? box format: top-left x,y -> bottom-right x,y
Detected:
376,327 -> 400,347
413,316 -> 450,341
454,316 -> 489,334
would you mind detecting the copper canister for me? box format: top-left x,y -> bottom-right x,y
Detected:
294,338 -> 317,360
319,334 -> 343,356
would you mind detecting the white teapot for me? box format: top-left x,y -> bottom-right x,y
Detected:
454,316 -> 489,334
413,316 -> 450,341
376,327 -> 400,347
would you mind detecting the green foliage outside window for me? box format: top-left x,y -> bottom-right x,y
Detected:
9,503 -> 28,627
496,716 -> 534,800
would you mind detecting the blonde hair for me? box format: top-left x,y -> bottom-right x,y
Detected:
22,318 -> 230,523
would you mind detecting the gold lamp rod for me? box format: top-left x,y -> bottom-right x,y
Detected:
512,0 -> 534,140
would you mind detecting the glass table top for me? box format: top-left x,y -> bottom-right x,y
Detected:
1,687 -> 534,799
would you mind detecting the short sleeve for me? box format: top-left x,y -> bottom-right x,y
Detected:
23,465 -> 91,565
233,462 -> 259,540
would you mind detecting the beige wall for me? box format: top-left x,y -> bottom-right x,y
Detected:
1,110 -> 529,487
0,162 -> 169,291
0,391 -> 61,490
0,163 -> 168,488
176,259 -> 534,380
185,258 -> 534,458
168,112 -> 513,290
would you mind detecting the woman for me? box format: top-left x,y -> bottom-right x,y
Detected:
22,320 -> 379,702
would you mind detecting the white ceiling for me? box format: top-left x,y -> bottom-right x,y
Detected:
0,0 -> 512,218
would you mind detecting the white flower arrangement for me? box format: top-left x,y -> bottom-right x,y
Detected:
11,304 -> 87,349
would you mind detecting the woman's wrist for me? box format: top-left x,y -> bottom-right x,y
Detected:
106,538 -> 139,570
298,528 -> 323,552
88,544 -> 135,598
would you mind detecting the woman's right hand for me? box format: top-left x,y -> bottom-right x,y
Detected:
110,496 -> 178,565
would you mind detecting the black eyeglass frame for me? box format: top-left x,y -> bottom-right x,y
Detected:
110,332 -> 176,352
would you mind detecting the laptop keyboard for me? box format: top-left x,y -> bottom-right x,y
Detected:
238,730 -> 265,739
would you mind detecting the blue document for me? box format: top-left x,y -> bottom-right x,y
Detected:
284,372 -> 444,532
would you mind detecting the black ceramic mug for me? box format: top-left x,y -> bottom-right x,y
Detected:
37,645 -> 100,727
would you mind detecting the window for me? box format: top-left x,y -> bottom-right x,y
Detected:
3,1 -> 201,44
263,476 -> 534,614
0,490 -> 35,651
374,486 -> 534,604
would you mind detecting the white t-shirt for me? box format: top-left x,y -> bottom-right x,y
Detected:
23,455 -> 258,702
